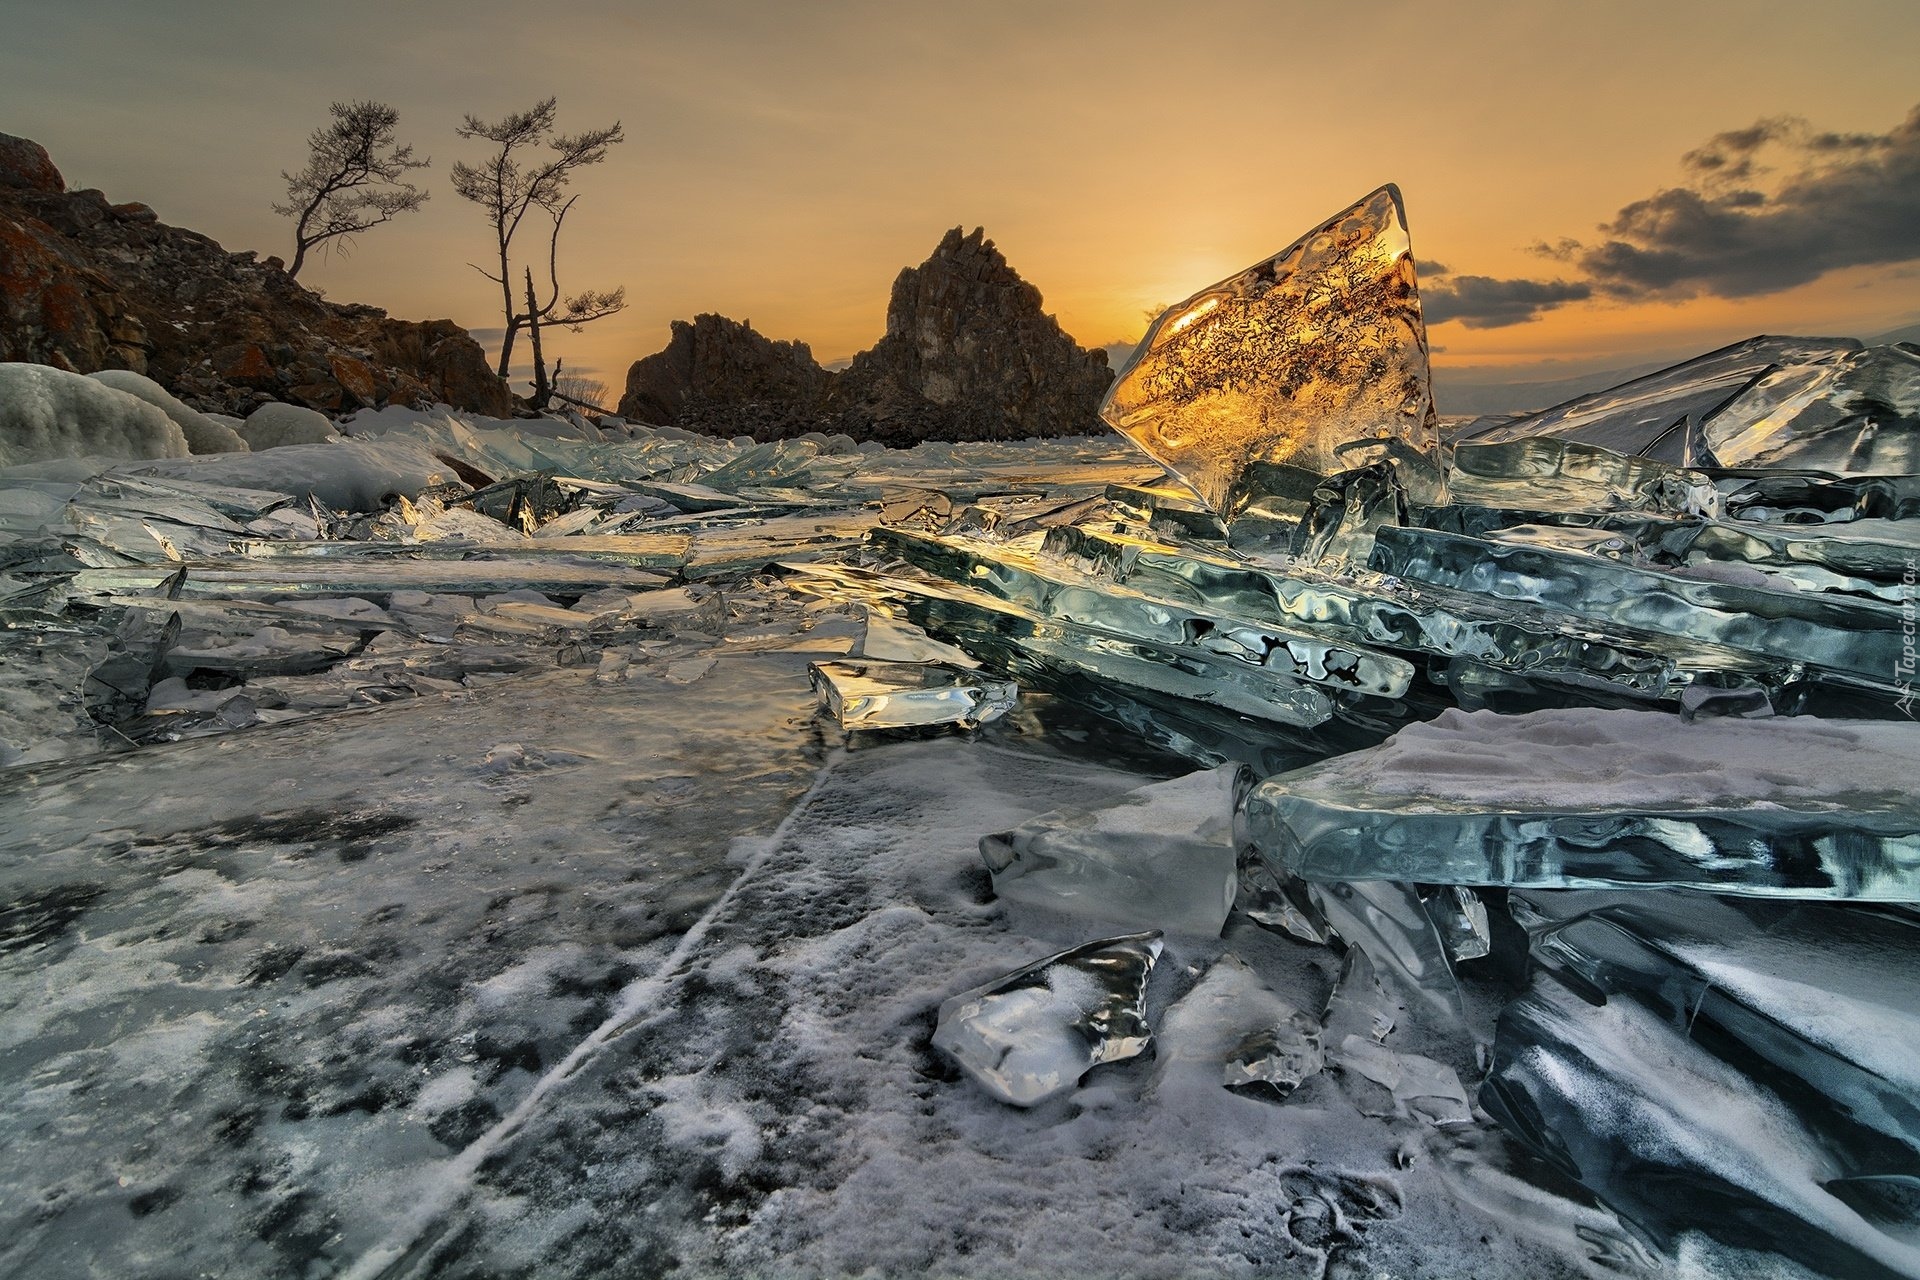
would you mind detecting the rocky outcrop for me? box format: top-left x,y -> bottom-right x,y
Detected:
618,313 -> 832,435
0,133 -> 512,418
616,228 -> 1113,445
832,227 -> 1114,445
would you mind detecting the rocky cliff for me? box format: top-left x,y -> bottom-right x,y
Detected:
619,313 -> 833,438
617,227 -> 1113,444
0,133 -> 512,418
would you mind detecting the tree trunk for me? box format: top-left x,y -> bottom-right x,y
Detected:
287,240 -> 308,279
494,237 -> 517,377
524,267 -> 549,410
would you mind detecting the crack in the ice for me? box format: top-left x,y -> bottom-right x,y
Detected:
336,746 -> 850,1280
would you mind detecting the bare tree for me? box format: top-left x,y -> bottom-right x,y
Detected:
274,101 -> 430,279
550,368 -> 610,412
450,98 -> 626,394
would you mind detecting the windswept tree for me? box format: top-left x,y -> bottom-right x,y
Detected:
274,101 -> 430,279
450,98 -> 626,406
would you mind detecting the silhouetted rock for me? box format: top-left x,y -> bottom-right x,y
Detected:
618,313 -> 832,434
616,228 -> 1113,445
833,226 -> 1113,444
0,133 -> 511,418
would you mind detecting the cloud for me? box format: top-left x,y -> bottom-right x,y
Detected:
1415,259 -> 1451,277
1425,102 -> 1920,327
1574,103 -> 1920,299
1422,275 -> 1593,329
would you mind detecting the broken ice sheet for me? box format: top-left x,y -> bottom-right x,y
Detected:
807,658 -> 1016,730
980,764 -> 1245,937
931,931 -> 1162,1108
1483,973 -> 1920,1278
1154,954 -> 1322,1099
1702,345 -> 1920,475
1102,184 -> 1443,518
1242,707 -> 1920,898
1457,334 -> 1863,462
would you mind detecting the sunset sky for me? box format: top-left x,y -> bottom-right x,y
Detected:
4,0 -> 1918,409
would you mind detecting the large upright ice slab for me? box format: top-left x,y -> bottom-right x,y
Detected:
932,932 -> 1162,1107
1701,345 -> 1920,476
1102,186 -> 1443,517
981,765 -> 1244,936
1241,708 -> 1920,899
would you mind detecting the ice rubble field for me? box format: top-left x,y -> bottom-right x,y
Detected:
5,187 -> 1920,1279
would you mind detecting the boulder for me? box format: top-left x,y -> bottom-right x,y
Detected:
618,313 -> 834,435
240,402 -> 335,450
0,134 -> 62,194
88,368 -> 248,454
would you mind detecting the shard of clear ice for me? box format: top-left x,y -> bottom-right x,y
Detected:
1483,969 -> 1920,1278
1101,185 -> 1444,519
1241,707 -> 1920,899
1701,345 -> 1920,476
1154,954 -> 1323,1099
806,658 -> 1017,730
931,931 -> 1162,1108
1457,334 -> 1862,461
980,764 -> 1245,936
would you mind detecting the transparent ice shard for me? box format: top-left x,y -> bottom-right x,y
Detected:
1236,853 -> 1333,943
1242,707 -> 1920,899
1320,945 -> 1394,1047
1511,890 -> 1920,1168
806,658 -> 1016,730
82,606 -> 180,725
980,765 -> 1245,936
1332,1036 -> 1473,1126
1369,523 -> 1904,695
1482,974 -> 1920,1278
1155,954 -> 1322,1098
1102,186 -> 1443,518
1304,883 -> 1464,1027
1446,438 -> 1717,518
1458,335 -> 1862,461
1702,346 -> 1920,475
931,931 -> 1162,1107
68,559 -> 674,602
1421,886 -> 1491,961
852,612 -> 978,667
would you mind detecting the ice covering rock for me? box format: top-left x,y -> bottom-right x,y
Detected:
807,658 -> 1016,730
240,402 -> 336,450
1102,185 -> 1443,518
0,362 -> 188,465
87,369 -> 248,454
1700,344 -> 1920,475
931,931 -> 1162,1107
1241,707 -> 1920,898
1155,954 -> 1322,1098
980,764 -> 1245,936
118,439 -> 457,512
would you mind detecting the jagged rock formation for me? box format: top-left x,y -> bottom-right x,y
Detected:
617,228 -> 1113,445
833,226 -> 1115,445
618,313 -> 833,437
0,133 -> 512,418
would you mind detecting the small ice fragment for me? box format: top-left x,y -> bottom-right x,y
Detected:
1321,945 -> 1394,1047
1422,886 -> 1491,962
932,931 -> 1162,1108
808,658 -> 1016,730
981,765 -> 1244,936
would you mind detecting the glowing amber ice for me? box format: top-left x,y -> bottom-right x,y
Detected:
1102,185 -> 1443,518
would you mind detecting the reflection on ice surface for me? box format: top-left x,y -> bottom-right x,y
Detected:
5,182 -> 1920,1279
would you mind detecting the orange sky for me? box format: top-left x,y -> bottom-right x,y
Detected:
5,0 -> 1919,405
